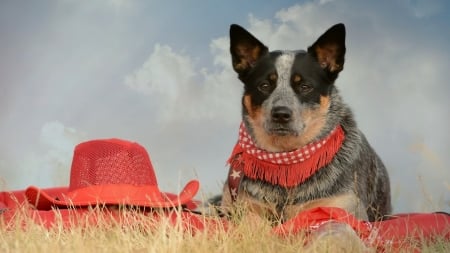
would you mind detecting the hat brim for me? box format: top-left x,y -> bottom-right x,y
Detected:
25,180 -> 199,211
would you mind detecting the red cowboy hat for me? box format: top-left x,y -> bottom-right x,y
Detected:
25,138 -> 199,210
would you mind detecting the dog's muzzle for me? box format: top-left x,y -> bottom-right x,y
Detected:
271,106 -> 292,123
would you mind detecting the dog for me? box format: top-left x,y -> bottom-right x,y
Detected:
218,23 -> 391,223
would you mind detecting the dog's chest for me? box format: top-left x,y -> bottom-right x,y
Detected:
239,178 -> 315,221
241,178 -> 301,205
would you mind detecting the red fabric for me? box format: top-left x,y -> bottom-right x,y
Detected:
272,207 -> 373,239
273,207 -> 450,251
228,123 -> 345,188
1,187 -> 199,211
25,139 -> 199,209
0,188 -> 68,210
227,151 -> 244,201
2,188 -> 448,251
1,187 -> 216,232
68,138 -> 158,190
374,213 -> 450,247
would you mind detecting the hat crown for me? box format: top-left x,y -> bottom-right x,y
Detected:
68,139 -> 157,191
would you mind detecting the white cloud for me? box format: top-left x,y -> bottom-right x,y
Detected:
125,43 -> 241,125
40,121 -> 85,152
16,121 -> 86,188
125,44 -> 196,101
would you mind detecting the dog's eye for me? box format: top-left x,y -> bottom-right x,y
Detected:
257,82 -> 272,93
301,84 -> 312,91
294,83 -> 313,94
291,74 -> 312,94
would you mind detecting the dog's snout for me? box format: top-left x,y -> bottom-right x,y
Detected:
271,106 -> 293,123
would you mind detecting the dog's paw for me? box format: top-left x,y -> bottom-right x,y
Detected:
305,222 -> 373,253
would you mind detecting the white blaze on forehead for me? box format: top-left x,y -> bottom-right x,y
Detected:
267,51 -> 298,108
274,52 -> 296,89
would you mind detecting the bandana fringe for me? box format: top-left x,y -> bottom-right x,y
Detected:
228,125 -> 345,188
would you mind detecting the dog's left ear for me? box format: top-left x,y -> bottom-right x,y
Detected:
230,24 -> 268,76
308,23 -> 346,80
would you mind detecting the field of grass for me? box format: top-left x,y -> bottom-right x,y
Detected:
1,205 -> 449,253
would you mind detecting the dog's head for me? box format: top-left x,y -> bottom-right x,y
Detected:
230,24 -> 346,152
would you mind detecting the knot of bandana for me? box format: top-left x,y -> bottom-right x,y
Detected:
227,123 -> 345,201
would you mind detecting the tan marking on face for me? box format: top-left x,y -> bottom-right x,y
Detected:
269,73 -> 277,82
319,95 -> 330,111
244,95 -> 276,150
252,130 -> 306,152
248,95 -> 330,152
243,95 -> 262,120
297,95 -> 330,143
293,74 -> 301,83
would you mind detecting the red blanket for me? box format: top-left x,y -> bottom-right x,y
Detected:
272,206 -> 449,251
1,188 -> 448,251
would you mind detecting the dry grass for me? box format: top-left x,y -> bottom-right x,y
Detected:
0,207 -> 296,253
0,205 -> 448,253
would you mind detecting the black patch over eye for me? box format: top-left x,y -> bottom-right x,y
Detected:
292,74 -> 313,95
298,83 -> 313,94
257,81 -> 273,94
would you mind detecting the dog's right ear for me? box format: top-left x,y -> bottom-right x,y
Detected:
307,23 -> 346,81
230,24 -> 268,75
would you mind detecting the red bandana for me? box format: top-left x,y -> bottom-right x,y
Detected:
227,123 -> 345,201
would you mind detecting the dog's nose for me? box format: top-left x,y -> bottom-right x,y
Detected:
271,106 -> 292,123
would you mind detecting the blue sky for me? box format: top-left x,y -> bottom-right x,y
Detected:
0,0 -> 449,213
